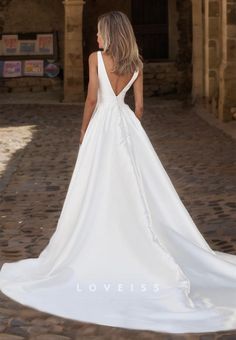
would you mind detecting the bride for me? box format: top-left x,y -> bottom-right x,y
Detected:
0,10 -> 236,334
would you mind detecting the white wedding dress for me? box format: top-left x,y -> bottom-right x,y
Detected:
0,50 -> 236,334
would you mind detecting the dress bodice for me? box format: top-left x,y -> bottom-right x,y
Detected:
97,50 -> 139,106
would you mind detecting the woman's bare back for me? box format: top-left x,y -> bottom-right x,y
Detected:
100,51 -> 135,97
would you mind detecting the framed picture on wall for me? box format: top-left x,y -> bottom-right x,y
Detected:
19,40 -> 36,55
37,34 -> 54,55
0,31 -> 58,78
0,31 -> 58,60
2,34 -> 19,55
23,60 -> 44,76
3,60 -> 22,77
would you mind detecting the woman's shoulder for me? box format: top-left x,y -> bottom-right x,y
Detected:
89,50 -> 100,59
88,51 -> 99,67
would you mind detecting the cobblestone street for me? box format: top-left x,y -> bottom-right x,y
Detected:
0,97 -> 236,339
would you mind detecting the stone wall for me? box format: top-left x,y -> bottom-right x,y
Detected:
143,62 -> 179,97
0,0 -> 64,94
0,0 -> 12,33
0,77 -> 62,94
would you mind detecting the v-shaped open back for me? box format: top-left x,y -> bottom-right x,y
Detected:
98,50 -> 139,98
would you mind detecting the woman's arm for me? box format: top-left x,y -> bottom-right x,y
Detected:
133,66 -> 143,121
80,52 -> 98,144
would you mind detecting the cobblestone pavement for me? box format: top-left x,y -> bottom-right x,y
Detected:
0,98 -> 236,339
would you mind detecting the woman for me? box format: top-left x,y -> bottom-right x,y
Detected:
0,10 -> 236,334
79,12 -> 143,146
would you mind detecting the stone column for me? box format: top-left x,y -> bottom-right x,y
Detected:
218,0 -> 236,121
62,0 -> 85,103
218,0 -> 227,121
205,0 -> 220,116
204,0 -> 210,100
191,0 -> 204,101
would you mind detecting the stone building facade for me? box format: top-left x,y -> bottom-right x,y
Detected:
192,0 -> 236,121
0,0 -> 235,122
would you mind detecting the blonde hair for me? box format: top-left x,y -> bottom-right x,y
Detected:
97,11 -> 143,75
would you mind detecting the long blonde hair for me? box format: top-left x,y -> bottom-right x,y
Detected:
97,11 -> 143,75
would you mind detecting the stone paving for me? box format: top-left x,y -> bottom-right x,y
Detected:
0,97 -> 236,339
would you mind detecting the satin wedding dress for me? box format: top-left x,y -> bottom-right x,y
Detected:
0,50 -> 236,334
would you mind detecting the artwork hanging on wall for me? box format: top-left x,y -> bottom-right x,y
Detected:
23,60 -> 44,76
44,62 -> 60,77
0,31 -> 59,78
37,34 -> 54,55
0,31 -> 56,57
2,35 -> 18,55
19,40 -> 36,55
3,60 -> 22,77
